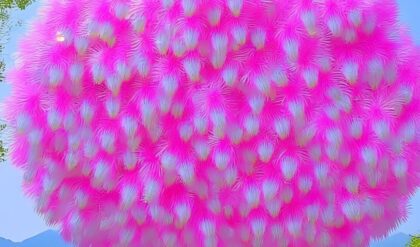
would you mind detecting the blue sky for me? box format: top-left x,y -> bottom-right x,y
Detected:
0,0 -> 419,243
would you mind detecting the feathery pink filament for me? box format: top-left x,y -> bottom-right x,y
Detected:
3,0 -> 420,246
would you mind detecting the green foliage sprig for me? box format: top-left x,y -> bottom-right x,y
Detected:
0,0 -> 34,10
408,235 -> 420,247
0,124 -> 6,162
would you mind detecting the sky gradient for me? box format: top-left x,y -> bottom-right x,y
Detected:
0,0 -> 419,242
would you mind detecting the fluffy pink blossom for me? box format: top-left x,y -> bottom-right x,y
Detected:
3,0 -> 420,246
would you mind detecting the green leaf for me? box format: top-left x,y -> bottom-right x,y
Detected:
408,235 -> 420,247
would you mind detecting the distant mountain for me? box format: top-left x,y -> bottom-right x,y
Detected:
0,230 -> 72,247
0,230 -> 413,247
370,232 -> 411,247
0,237 -> 15,247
